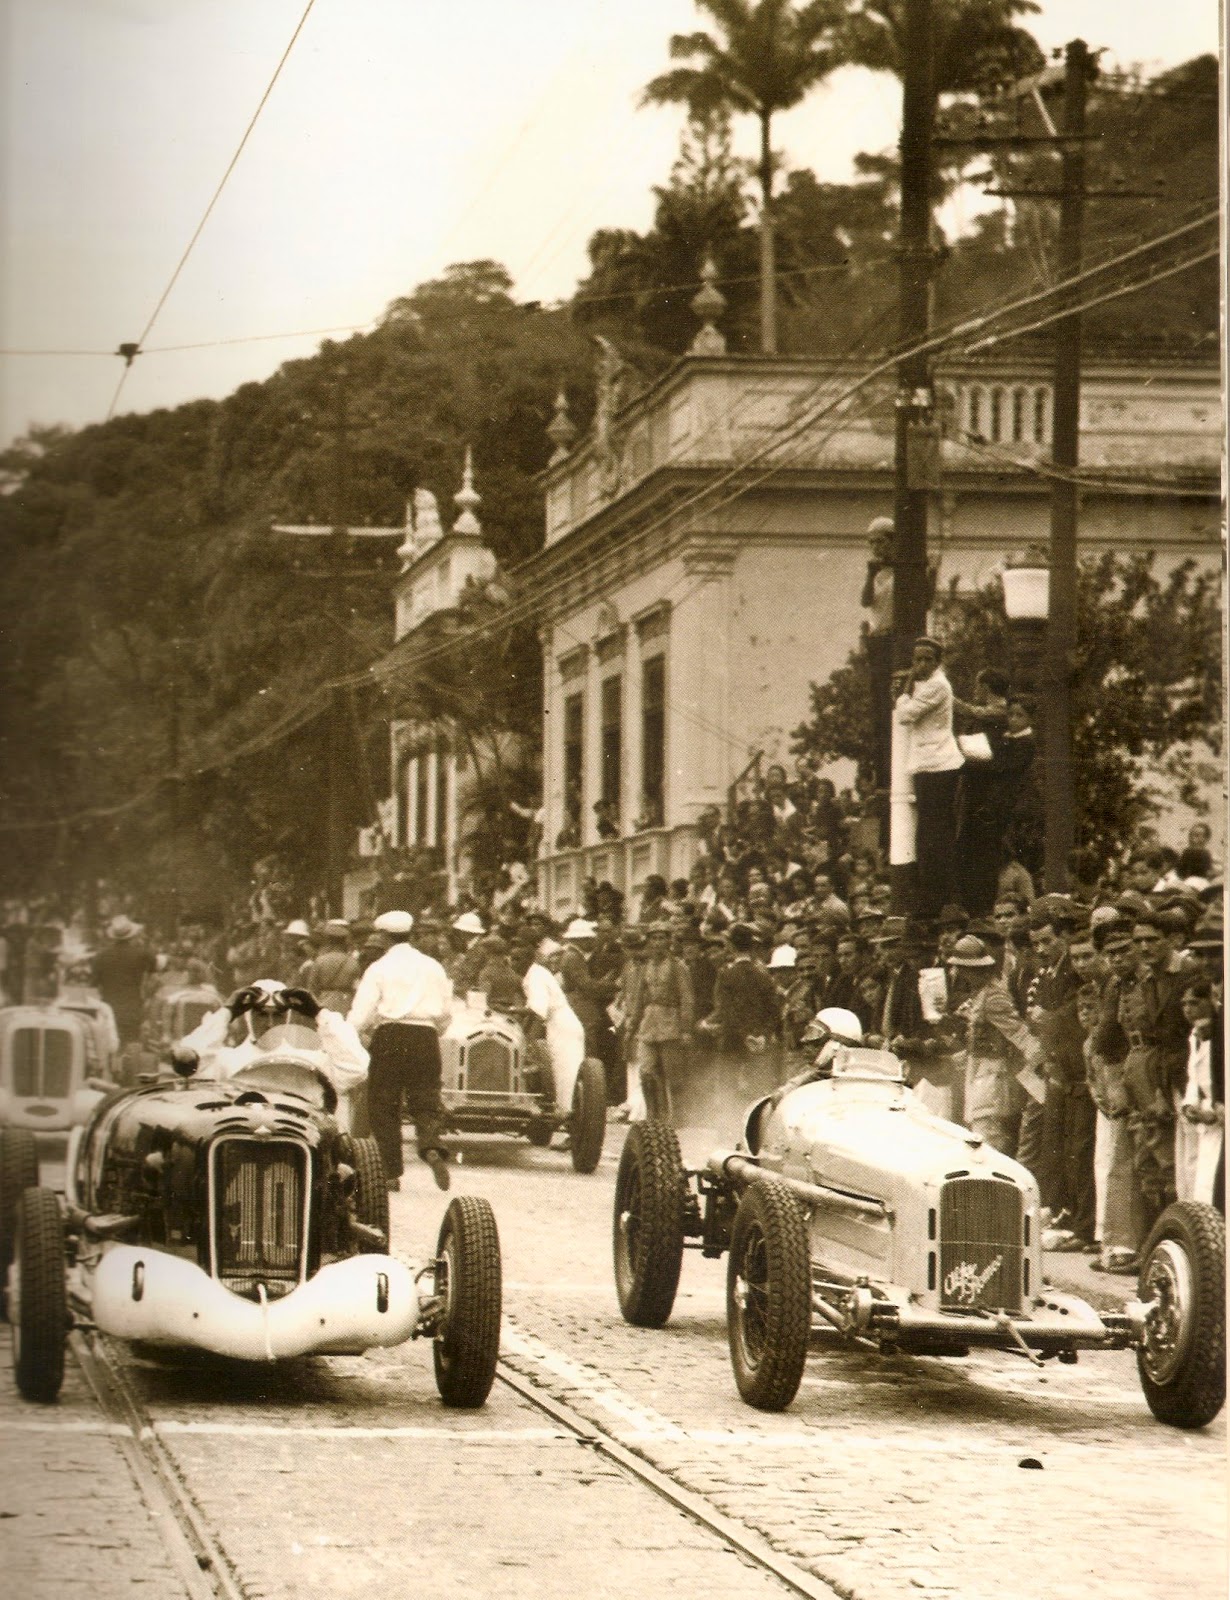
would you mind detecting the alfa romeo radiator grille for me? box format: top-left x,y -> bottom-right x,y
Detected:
465,1036 -> 515,1095
213,1140 -> 307,1293
939,1177 -> 1023,1314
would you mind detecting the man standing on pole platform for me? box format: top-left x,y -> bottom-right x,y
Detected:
348,910 -> 453,1192
893,637 -> 964,919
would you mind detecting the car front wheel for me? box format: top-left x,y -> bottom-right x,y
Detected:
351,1136 -> 389,1252
0,1127 -> 39,1304
11,1188 -> 67,1404
727,1178 -> 811,1412
433,1196 -> 502,1408
613,1119 -> 685,1327
1135,1199 -> 1225,1429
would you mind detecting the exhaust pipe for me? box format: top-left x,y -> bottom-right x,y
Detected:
708,1150 -> 892,1221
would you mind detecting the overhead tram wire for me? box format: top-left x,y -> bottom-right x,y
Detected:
105,0 -> 319,420
18,222 -> 1212,835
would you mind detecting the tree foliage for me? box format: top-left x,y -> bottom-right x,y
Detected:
792,552 -> 1223,862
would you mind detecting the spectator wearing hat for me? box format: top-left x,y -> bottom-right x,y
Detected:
1077,973 -> 1139,1274
949,934 -> 1036,1156
699,923 -> 782,1097
624,923 -> 695,1121
1023,901 -> 1095,1250
1094,912 -> 1190,1243
557,919 -> 605,1057
588,913 -> 628,1108
93,915 -> 156,1047
444,911 -> 487,995
303,920 -> 360,1014
874,919 -> 959,1120
347,910 -> 454,1191
280,919 -> 315,987
893,637 -> 965,919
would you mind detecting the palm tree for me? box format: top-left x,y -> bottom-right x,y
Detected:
642,1 -> 844,355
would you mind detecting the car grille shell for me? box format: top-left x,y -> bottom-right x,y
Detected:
210,1137 -> 310,1300
938,1176 -> 1024,1314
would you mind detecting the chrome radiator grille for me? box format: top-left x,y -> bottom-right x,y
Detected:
464,1036 -> 516,1096
939,1177 -> 1023,1314
211,1139 -> 308,1295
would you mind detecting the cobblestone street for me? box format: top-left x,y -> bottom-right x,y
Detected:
1,1123 -> 1224,1599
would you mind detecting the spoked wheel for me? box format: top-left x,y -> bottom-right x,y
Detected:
727,1178 -> 811,1412
1135,1200 -> 1225,1429
432,1196 -> 502,1408
351,1137 -> 389,1252
10,1188 -> 67,1404
612,1119 -> 684,1327
570,1059 -> 608,1174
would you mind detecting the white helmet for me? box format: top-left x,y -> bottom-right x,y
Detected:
802,1006 -> 863,1047
452,911 -> 485,936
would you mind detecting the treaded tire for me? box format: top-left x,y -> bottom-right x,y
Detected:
1,1128 -> 40,1296
727,1178 -> 811,1412
351,1137 -> 389,1252
570,1059 -> 608,1174
613,1119 -> 685,1327
11,1188 -> 67,1404
1135,1200 -> 1225,1429
433,1196 -> 502,1408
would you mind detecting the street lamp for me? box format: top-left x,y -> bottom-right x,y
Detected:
1000,549 -> 1049,708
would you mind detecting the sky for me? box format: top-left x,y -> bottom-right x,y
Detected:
0,0 -> 1220,442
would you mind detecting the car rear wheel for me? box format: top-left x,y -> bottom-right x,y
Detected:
11,1188 -> 67,1404
351,1137 -> 389,1251
727,1179 -> 811,1412
1,1127 -> 40,1303
1135,1200 -> 1225,1429
433,1196 -> 502,1408
570,1059 -> 608,1174
613,1119 -> 685,1327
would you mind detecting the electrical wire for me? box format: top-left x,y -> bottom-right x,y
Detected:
104,0 -> 319,422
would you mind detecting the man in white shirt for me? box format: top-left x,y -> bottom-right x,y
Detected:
893,636 -> 965,919
347,910 -> 454,1191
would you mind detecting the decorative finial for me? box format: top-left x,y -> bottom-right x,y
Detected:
453,446 -> 482,536
547,388 -> 577,463
413,488 -> 442,548
689,254 -> 727,356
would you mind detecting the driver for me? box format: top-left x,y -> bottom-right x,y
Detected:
772,1007 -> 866,1101
175,978 -> 368,1100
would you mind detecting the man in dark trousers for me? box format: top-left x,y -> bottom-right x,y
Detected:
872,918 -> 957,1120
699,923 -> 782,1098
1024,900 -> 1096,1249
347,910 -> 453,1192
92,915 -> 156,1047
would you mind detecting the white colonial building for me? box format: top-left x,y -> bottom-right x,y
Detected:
521,286 -> 1220,918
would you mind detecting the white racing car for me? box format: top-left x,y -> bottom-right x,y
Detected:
613,1042 -> 1225,1428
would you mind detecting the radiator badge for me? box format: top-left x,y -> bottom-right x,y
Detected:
944,1254 -> 1003,1304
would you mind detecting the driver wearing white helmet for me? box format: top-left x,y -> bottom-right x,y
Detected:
773,1006 -> 865,1099
176,978 -> 368,1099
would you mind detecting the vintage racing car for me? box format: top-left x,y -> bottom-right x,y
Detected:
3,1023 -> 503,1410
0,1001 -> 117,1192
439,996 -> 607,1173
613,1045 -> 1225,1429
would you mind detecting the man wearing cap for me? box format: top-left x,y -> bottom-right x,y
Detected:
557,919 -> 605,1057
872,918 -> 958,1118
1093,912 -> 1189,1241
949,935 -> 1037,1155
347,911 -> 454,1191
303,920 -> 360,1013
625,923 -> 695,1121
893,637 -> 964,919
699,923 -> 783,1097
92,915 -> 156,1047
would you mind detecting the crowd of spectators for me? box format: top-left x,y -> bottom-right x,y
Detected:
3,780 -> 1222,1267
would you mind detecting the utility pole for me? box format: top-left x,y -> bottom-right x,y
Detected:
1041,38 -> 1090,892
270,362 -> 403,915
889,0 -> 937,911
